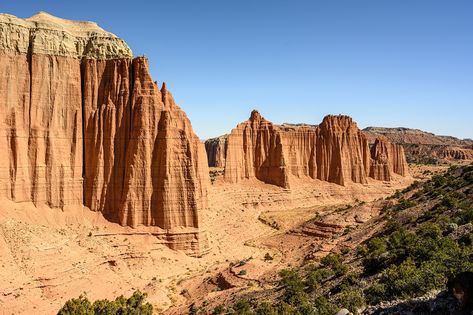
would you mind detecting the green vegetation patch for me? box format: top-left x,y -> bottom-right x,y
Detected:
58,290 -> 153,315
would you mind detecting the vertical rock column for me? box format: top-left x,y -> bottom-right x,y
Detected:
222,112 -> 408,188
118,57 -> 163,227
315,115 -> 370,186
224,110 -> 289,188
82,58 -> 132,220
0,53 -> 32,202
370,138 -> 409,180
118,58 -> 209,231
28,55 -> 83,207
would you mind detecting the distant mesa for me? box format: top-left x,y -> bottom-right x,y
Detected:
205,111 -> 409,188
0,12 -> 209,256
363,127 -> 473,164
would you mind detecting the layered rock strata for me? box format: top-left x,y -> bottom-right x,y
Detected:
364,127 -> 473,163
224,110 -> 289,187
0,12 -> 209,255
370,138 -> 409,181
220,111 -> 408,188
437,147 -> 473,160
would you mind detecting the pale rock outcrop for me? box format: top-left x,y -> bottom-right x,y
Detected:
0,12 -> 209,255
221,111 -> 409,188
0,12 -> 132,58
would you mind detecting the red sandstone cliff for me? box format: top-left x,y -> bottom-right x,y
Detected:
0,12 -> 209,255
370,138 -> 409,181
224,111 -> 289,187
220,111 -> 408,188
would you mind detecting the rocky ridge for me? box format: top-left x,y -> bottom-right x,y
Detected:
210,111 -> 409,188
363,127 -> 473,163
0,12 -> 132,58
0,12 -> 209,255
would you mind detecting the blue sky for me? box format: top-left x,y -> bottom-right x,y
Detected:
2,1 -> 472,140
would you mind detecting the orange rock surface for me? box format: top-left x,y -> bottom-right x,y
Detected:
436,147 -> 473,160
364,127 -> 473,162
224,110 -> 289,187
221,111 -> 409,188
0,12 -> 209,254
370,138 -> 409,181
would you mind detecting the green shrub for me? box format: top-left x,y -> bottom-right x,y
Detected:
321,254 -> 348,276
58,290 -> 153,315
264,253 -> 274,261
305,268 -> 334,291
375,258 -> 445,301
458,233 -> 473,247
463,171 -> 473,183
337,288 -> 365,314
278,269 -> 307,305
338,272 -> 360,291
364,283 -> 387,305
313,296 -> 338,315
440,194 -> 459,208
432,175 -> 447,188
457,207 -> 473,224
255,302 -> 277,315
213,304 -> 226,315
276,302 -> 299,315
394,198 -> 417,211
231,300 -> 254,315
58,294 -> 93,315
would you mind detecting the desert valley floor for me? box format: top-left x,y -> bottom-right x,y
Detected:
0,11 -> 471,315
0,169 -> 419,314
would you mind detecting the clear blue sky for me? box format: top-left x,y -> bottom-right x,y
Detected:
2,1 -> 472,140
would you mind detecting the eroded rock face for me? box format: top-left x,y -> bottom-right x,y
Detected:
224,110 -> 289,187
364,127 -> 473,163
437,147 -> 473,160
205,135 -> 227,168
220,111 -> 409,188
315,115 -> 372,186
370,138 -> 409,181
0,12 -> 209,255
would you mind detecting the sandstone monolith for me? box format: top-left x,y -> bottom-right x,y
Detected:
219,111 -> 408,188
0,12 -> 209,255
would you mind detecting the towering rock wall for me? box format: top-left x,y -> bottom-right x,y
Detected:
0,12 -> 209,255
315,115 -> 372,186
221,111 -> 408,188
224,110 -> 289,187
0,12 -> 93,207
369,138 -> 409,181
279,125 -> 317,180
